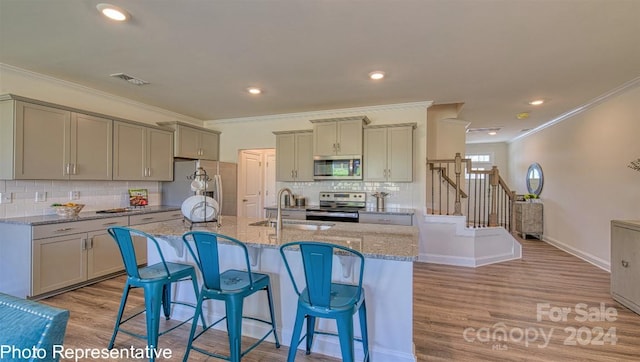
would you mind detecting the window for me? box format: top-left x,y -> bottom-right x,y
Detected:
465,153 -> 493,180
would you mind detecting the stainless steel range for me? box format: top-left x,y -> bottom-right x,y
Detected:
306,191 -> 366,222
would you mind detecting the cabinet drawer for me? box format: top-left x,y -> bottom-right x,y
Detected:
359,213 -> 413,226
129,210 -> 183,225
611,224 -> 640,311
32,216 -> 128,239
264,209 -> 306,220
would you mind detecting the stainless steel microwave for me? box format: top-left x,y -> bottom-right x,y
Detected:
313,156 -> 362,180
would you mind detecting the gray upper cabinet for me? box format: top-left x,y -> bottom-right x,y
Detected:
364,124 -> 415,182
274,130 -> 314,182
0,99 -> 112,180
158,121 -> 220,161
311,116 -> 370,156
113,121 -> 174,181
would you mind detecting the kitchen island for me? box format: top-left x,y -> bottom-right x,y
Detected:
137,215 -> 418,362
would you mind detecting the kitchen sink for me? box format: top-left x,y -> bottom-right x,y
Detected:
249,220 -> 274,227
249,220 -> 333,231
284,223 -> 333,231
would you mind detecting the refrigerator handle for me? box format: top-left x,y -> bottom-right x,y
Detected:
214,174 -> 223,213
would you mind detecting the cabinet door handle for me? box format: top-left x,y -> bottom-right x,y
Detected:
55,227 -> 73,232
291,170 -> 294,178
388,168 -> 391,178
294,170 -> 298,178
65,163 -> 70,175
81,238 -> 88,250
621,260 -> 629,268
336,143 -> 340,152
102,221 -> 120,226
72,163 -> 77,175
147,168 -> 152,177
333,143 -> 336,152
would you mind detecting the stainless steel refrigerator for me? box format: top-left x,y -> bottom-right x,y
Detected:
162,159 -> 237,216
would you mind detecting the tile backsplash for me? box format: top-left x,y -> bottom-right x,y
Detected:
276,180 -> 417,209
0,180 -> 161,218
0,179 -> 418,219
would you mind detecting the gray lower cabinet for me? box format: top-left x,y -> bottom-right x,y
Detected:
359,213 -> 413,226
265,209 -> 306,220
514,202 -> 543,238
32,216 -> 128,296
611,220 -> 640,315
0,210 -> 182,299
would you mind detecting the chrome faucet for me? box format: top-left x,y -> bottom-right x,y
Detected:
276,187 -> 294,237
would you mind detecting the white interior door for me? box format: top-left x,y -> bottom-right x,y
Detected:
264,150 -> 276,216
238,150 -> 263,217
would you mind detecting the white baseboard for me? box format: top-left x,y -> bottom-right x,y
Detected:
542,236 -> 610,272
170,305 -> 417,362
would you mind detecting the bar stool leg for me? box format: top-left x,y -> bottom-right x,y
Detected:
144,283 -> 164,362
109,282 -> 131,349
305,316 -> 316,354
265,284 -> 281,348
287,309 -> 305,362
359,300 -> 370,362
226,296 -> 244,362
336,314 -> 355,362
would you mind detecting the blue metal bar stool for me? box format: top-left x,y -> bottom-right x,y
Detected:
107,226 -> 203,361
279,241 -> 370,362
181,231 -> 280,362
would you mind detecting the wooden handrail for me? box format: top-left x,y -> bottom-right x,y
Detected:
427,153 -> 516,232
430,165 -> 468,198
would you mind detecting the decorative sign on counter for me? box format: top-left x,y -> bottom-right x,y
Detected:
128,189 -> 148,207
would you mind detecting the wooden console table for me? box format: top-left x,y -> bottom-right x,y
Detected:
514,201 -> 543,239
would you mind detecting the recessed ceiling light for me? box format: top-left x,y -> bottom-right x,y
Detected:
528,99 -> 545,106
516,112 -> 530,120
369,71 -> 385,80
488,131 -> 497,136
97,3 -> 130,21
247,87 -> 262,95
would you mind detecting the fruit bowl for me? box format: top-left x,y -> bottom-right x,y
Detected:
52,203 -> 85,217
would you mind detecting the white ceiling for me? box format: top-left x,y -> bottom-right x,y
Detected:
1,0 -> 639,143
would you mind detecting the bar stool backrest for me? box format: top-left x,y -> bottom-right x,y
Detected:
182,231 -> 254,291
280,241 -> 365,309
108,226 -> 172,280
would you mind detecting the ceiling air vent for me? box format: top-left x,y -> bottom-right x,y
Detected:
110,73 -> 149,86
466,127 -> 501,134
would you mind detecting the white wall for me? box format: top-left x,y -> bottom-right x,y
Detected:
0,64 -> 432,221
0,65 -> 200,217
466,142 -> 510,185
508,83 -> 640,270
0,64 -> 202,126
206,103 -> 430,210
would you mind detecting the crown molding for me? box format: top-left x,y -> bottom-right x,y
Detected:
206,100 -> 433,125
0,63 -> 203,124
510,76 -> 640,143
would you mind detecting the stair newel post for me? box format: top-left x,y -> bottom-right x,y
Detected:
509,190 -> 517,233
454,153 -> 463,216
489,166 -> 499,226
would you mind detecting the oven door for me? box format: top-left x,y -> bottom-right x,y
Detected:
306,209 -> 359,223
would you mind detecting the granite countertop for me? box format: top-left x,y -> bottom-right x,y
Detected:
264,205 -> 415,215
0,205 -> 181,226
137,215 -> 419,261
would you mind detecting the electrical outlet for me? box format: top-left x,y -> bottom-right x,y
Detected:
35,191 -> 47,202
0,192 -> 12,204
69,191 -> 80,200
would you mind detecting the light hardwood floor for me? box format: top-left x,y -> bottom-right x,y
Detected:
42,237 -> 640,361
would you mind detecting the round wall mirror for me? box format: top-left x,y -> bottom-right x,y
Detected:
526,163 -> 544,196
